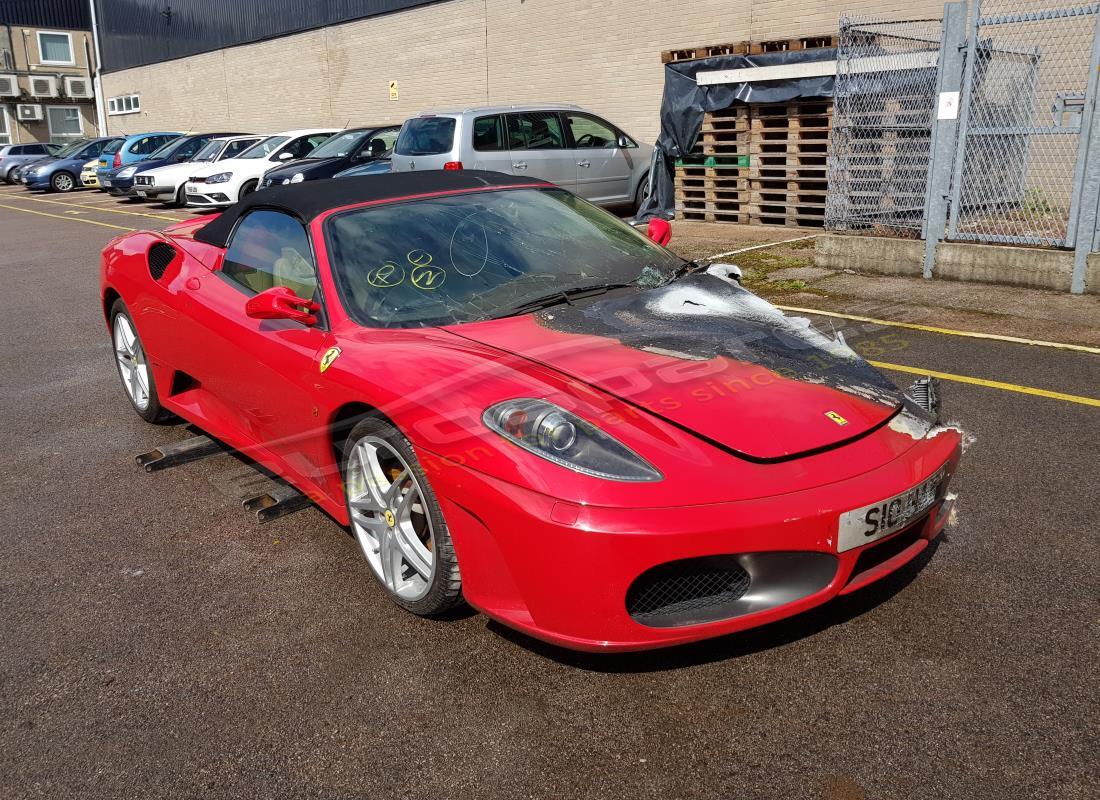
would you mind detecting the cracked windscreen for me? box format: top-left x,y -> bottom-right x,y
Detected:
324,188 -> 683,328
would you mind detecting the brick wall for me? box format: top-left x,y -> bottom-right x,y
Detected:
100,0 -> 947,143
2,25 -> 100,143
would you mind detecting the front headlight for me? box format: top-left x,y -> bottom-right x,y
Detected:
205,172 -> 232,184
117,166 -> 136,178
484,398 -> 662,482
289,172 -> 305,184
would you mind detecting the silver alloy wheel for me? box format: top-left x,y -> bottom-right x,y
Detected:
54,173 -> 74,191
346,435 -> 435,601
113,313 -> 150,411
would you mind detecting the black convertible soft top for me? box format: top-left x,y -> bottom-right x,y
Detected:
192,170 -> 550,248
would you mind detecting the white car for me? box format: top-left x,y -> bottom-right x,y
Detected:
133,135 -> 264,205
184,129 -> 339,208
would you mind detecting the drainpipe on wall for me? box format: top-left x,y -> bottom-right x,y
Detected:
88,0 -> 107,134
2,25 -> 18,142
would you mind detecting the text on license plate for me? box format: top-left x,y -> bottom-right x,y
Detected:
837,467 -> 946,552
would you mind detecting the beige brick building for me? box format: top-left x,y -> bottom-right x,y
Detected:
1,24 -> 101,145
100,0 -> 946,143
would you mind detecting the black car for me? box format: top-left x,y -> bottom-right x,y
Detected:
259,125 -> 400,188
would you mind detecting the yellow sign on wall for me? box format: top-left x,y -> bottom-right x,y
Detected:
388,81 -> 399,101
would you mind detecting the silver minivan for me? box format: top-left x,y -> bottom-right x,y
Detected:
391,105 -> 653,211
0,142 -> 63,183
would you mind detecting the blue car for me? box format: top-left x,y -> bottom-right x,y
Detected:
97,131 -> 182,190
103,131 -> 246,197
332,157 -> 393,178
21,137 -> 125,192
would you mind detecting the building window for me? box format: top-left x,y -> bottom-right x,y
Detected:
107,94 -> 141,116
37,31 -> 75,66
47,106 -> 83,139
0,106 -> 11,145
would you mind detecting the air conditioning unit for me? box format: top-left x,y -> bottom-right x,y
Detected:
64,76 -> 93,99
17,103 -> 43,122
29,75 -> 58,98
0,74 -> 17,97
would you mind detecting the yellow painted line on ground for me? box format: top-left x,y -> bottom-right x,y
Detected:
4,193 -> 181,222
869,360 -> 1100,407
779,304 -> 1100,355
0,202 -> 135,231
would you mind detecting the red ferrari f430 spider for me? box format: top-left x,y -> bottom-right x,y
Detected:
101,171 -> 962,651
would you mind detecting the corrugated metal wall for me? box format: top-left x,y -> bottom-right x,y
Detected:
94,0 -> 440,73
0,0 -> 92,29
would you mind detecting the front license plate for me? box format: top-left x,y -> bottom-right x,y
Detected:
102,179 -> 112,187
837,467 -> 946,552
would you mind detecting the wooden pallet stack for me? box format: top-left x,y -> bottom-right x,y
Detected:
661,35 -> 837,64
675,106 -> 750,222
747,99 -> 832,227
674,100 -> 832,227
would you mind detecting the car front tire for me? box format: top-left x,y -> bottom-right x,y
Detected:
239,179 -> 258,201
50,171 -> 76,193
341,416 -> 463,616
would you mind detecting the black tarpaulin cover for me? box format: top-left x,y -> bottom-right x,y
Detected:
639,48 -> 837,220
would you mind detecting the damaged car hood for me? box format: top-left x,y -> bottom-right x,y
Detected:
448,273 -> 905,461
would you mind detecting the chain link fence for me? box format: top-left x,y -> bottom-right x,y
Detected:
826,17 -> 944,236
948,0 -> 1098,246
827,2 -> 1100,255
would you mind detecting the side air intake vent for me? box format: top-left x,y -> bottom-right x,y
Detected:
147,242 -> 177,281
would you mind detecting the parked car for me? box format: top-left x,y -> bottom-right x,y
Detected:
80,159 -> 100,188
333,157 -> 393,179
259,125 -> 400,188
133,135 -> 265,205
99,170 -> 962,652
97,131 -> 183,189
21,137 -> 125,192
391,105 -> 653,211
184,129 -> 338,207
0,142 -> 64,183
102,131 -> 247,198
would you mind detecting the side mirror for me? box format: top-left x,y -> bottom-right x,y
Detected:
617,135 -> 633,149
277,151 -> 295,161
646,217 -> 672,246
244,286 -> 319,326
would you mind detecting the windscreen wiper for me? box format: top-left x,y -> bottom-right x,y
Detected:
495,282 -> 637,318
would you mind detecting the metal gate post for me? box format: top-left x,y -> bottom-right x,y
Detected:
1070,13 -> 1100,294
923,1 -> 969,278
947,0 -> 982,240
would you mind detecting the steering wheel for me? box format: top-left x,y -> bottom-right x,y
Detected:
575,133 -> 596,148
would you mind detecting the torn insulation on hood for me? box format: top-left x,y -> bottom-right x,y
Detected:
536,272 -> 916,414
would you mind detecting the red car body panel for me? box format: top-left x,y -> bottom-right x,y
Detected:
100,186 -> 963,652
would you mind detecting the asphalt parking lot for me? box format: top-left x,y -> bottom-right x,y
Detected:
1,185 -> 1097,799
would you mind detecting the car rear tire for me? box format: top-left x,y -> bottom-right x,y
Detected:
1,168 -> 13,184
110,299 -> 171,424
341,416 -> 463,617
50,171 -> 76,193
239,180 -> 258,201
634,171 -> 651,214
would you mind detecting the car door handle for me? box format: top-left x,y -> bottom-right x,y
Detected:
512,162 -> 527,170
577,160 -> 591,168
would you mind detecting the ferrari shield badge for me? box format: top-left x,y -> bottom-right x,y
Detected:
825,410 -> 849,426
319,346 -> 342,374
